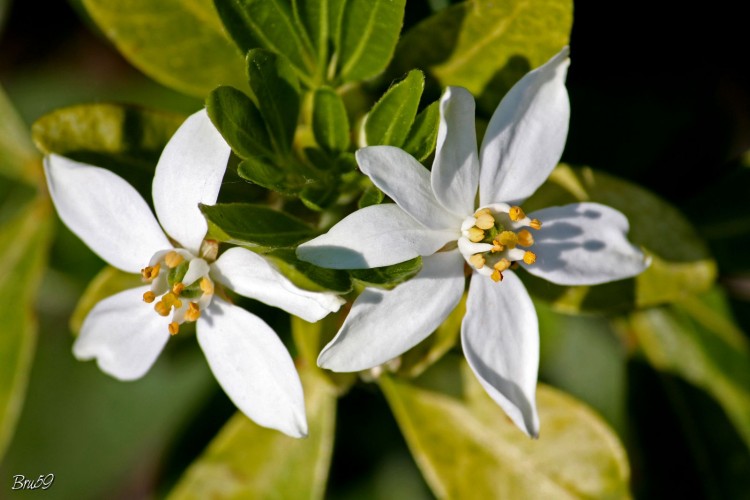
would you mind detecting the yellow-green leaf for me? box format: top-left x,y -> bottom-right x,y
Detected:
390,0 -> 573,114
380,360 -> 631,499
82,0 -> 248,97
629,289 -> 750,449
168,367 -> 337,500
0,84 -> 39,184
0,198 -> 53,459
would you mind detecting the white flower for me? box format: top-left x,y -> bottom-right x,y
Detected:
296,47 -> 649,437
44,109 -> 344,438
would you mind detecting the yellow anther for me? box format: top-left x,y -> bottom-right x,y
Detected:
173,299 -> 183,310
491,269 -> 504,282
162,292 -> 178,308
491,239 -> 504,253
168,322 -> 180,336
474,208 -> 491,217
509,206 -> 526,221
523,251 -> 537,265
141,264 -> 160,281
154,301 -> 170,317
469,254 -> 486,269
200,277 -> 214,295
185,302 -> 201,322
529,219 -> 542,230
468,227 -> 485,243
517,229 -> 534,247
474,211 -> 495,230
143,291 -> 156,303
498,231 -> 519,248
493,258 -> 511,272
165,251 -> 184,269
172,282 -> 185,295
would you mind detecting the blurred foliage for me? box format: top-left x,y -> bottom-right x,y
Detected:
1,0 -> 749,497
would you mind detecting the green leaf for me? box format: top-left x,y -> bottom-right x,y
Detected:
0,198 -> 53,459
364,70 -> 424,147
237,156 -> 304,194
312,87 -> 350,153
201,203 -> 314,248
349,256 -> 422,288
246,49 -> 301,155
214,0 -> 316,86
357,183 -> 385,208
206,85 -> 273,159
70,266 -> 144,335
390,0 -> 573,114
629,290 -> 750,449
32,103 -> 185,199
300,183 -> 339,211
296,0 -> 347,82
336,0 -> 406,82
0,84 -> 39,184
522,166 -> 717,313
402,100 -> 440,162
168,367 -> 337,500
266,248 -> 352,294
82,0 -> 248,97
380,360 -> 631,499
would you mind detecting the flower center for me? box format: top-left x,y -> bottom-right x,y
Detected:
140,249 -> 215,335
458,204 -> 542,283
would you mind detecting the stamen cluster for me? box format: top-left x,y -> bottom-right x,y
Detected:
140,250 -> 215,335
459,204 -> 542,282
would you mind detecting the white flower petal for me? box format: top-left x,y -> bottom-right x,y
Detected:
152,109 -> 231,254
197,298 -> 307,438
432,87 -> 480,216
44,155 -> 170,273
182,258 -> 210,286
356,146 -> 460,229
73,286 -> 170,381
297,204 -> 457,269
318,252 -> 465,372
479,47 -> 571,205
523,202 -> 650,285
462,270 -> 540,437
211,247 -> 344,322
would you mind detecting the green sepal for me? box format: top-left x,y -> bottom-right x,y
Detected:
206,85 -> 273,159
200,203 -> 314,248
349,256 -> 422,288
402,100 -> 440,162
246,49 -> 301,155
364,69 -> 424,148
312,86 -> 350,153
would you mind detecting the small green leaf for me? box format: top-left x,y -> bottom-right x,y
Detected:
32,103 -> 184,198
201,203 -> 314,248
357,183 -> 384,208
390,0 -> 573,114
82,0 -> 248,97
523,166 -> 717,312
364,70 -> 424,147
206,86 -> 273,159
337,0 -> 406,82
0,198 -> 52,460
214,0 -> 317,85
630,289 -> 750,449
237,156 -> 304,194
312,87 -> 350,153
296,0 -> 347,82
266,248 -> 352,294
349,256 -> 422,288
300,183 -> 339,211
0,84 -> 39,184
246,49 -> 301,155
380,360 -> 631,499
70,266 -> 144,335
168,367 -> 337,500
402,100 -> 440,162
